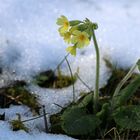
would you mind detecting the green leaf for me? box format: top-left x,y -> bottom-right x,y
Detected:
113,76 -> 140,108
69,20 -> 81,26
77,93 -> 93,108
96,103 -> 110,120
61,107 -> 101,135
137,59 -> 140,71
113,105 -> 140,131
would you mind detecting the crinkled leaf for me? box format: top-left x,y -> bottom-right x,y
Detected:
113,105 -> 140,131
61,107 -> 100,135
96,103 -> 110,120
77,93 -> 93,108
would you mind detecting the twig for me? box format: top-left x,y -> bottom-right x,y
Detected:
65,57 -> 75,102
22,115 -> 45,123
42,105 -> 49,133
53,103 -> 64,109
53,53 -> 70,73
76,73 -> 93,92
104,127 -> 120,140
22,112 -> 49,123
0,92 -> 23,107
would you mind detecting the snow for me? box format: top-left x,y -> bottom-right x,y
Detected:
0,0 -> 140,139
0,121 -> 75,140
0,0 -> 140,75
0,105 -> 76,140
28,54 -> 111,115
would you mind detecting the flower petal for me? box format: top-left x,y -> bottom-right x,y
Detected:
59,26 -> 68,34
71,36 -> 78,44
63,32 -> 71,44
85,38 -> 90,46
56,18 -> 63,25
83,31 -> 89,38
66,46 -> 76,56
77,42 -> 84,48
69,26 -> 78,35
57,15 -> 68,24
72,30 -> 81,36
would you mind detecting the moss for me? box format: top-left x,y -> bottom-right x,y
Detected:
10,114 -> 28,132
34,69 -> 77,88
11,120 -> 28,132
0,80 -> 40,114
50,114 -> 65,134
7,86 -> 40,114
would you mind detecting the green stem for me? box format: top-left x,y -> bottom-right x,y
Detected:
92,29 -> 100,110
113,63 -> 137,98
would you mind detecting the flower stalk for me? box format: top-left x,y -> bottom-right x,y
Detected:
92,29 -> 100,110
56,16 -> 100,111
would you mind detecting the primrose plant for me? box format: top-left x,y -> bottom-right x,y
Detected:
55,16 -> 140,138
57,15 -> 100,109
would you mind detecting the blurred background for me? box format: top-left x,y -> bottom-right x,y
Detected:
0,0 -> 140,77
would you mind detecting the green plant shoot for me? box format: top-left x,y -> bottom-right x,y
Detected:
56,15 -> 99,110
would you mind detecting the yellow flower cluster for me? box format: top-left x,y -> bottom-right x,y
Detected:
57,15 -> 90,56
56,15 -> 70,35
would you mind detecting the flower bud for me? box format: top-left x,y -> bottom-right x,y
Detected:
92,23 -> 98,30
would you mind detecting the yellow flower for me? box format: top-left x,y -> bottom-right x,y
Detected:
63,32 -> 71,44
66,45 -> 77,56
69,26 -> 78,34
57,15 -> 70,35
62,26 -> 77,43
71,30 -> 90,48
